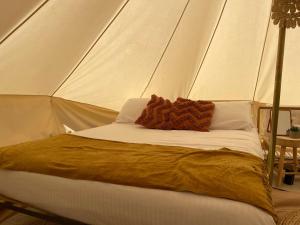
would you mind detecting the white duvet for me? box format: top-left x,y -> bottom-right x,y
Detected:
75,123 -> 264,158
0,123 -> 275,225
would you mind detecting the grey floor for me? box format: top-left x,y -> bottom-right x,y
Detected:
275,175 -> 300,192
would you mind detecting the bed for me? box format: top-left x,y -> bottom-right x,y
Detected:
0,122 -> 275,225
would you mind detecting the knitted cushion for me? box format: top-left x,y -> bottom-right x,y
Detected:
170,97 -> 215,131
135,95 -> 172,129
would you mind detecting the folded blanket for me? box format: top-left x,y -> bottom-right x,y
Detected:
0,134 -> 276,220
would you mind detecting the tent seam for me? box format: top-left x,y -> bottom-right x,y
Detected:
0,0 -> 49,45
50,0 -> 130,97
186,0 -> 228,98
252,3 -> 273,101
140,0 -> 191,98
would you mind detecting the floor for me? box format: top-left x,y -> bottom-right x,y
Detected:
278,176 -> 300,192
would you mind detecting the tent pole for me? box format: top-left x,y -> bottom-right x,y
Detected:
267,25 -> 286,183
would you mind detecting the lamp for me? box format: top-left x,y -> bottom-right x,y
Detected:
267,0 -> 300,182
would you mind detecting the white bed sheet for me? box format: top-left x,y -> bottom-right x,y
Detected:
0,123 -> 274,225
75,123 -> 264,158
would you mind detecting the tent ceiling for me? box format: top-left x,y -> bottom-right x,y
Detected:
255,26 -> 300,106
55,0 -> 189,110
189,0 -> 271,101
0,0 -> 299,110
0,0 -> 45,42
0,0 -> 126,95
141,0 -> 226,100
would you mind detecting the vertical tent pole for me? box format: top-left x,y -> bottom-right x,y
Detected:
267,0 -> 300,182
267,25 -> 286,182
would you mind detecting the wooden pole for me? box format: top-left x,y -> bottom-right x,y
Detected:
267,25 -> 286,182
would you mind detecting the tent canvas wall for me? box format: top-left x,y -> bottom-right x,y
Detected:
0,0 -> 299,146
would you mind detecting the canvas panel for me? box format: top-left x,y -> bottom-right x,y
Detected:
0,0 -> 45,42
188,0 -> 272,101
253,24 -> 277,105
0,0 -> 126,95
277,30 -> 300,106
55,0 -> 188,110
142,0 -> 226,101
0,0 -> 299,111
0,96 -> 118,147
255,26 -> 300,106
0,95 -> 63,147
52,97 -> 118,131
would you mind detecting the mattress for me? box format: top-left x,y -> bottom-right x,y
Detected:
0,123 -> 275,225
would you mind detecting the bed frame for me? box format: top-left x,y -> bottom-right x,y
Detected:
0,196 -> 86,225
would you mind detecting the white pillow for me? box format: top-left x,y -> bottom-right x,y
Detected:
116,98 -> 149,123
117,98 -> 254,130
210,101 -> 254,130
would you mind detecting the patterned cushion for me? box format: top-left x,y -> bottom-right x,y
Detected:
135,95 -> 173,129
170,97 -> 215,131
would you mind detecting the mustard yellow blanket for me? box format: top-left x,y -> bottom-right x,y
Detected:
0,134 -> 275,220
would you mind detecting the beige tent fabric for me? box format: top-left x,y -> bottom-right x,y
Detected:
142,0 -> 226,100
0,0 -> 126,95
0,0 -> 45,42
55,0 -> 189,110
0,96 -> 117,147
254,26 -> 300,106
189,0 -> 272,101
54,0 -> 300,110
0,95 -> 63,147
0,0 -> 299,113
253,22 -> 277,105
52,97 -> 118,131
292,110 -> 300,125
